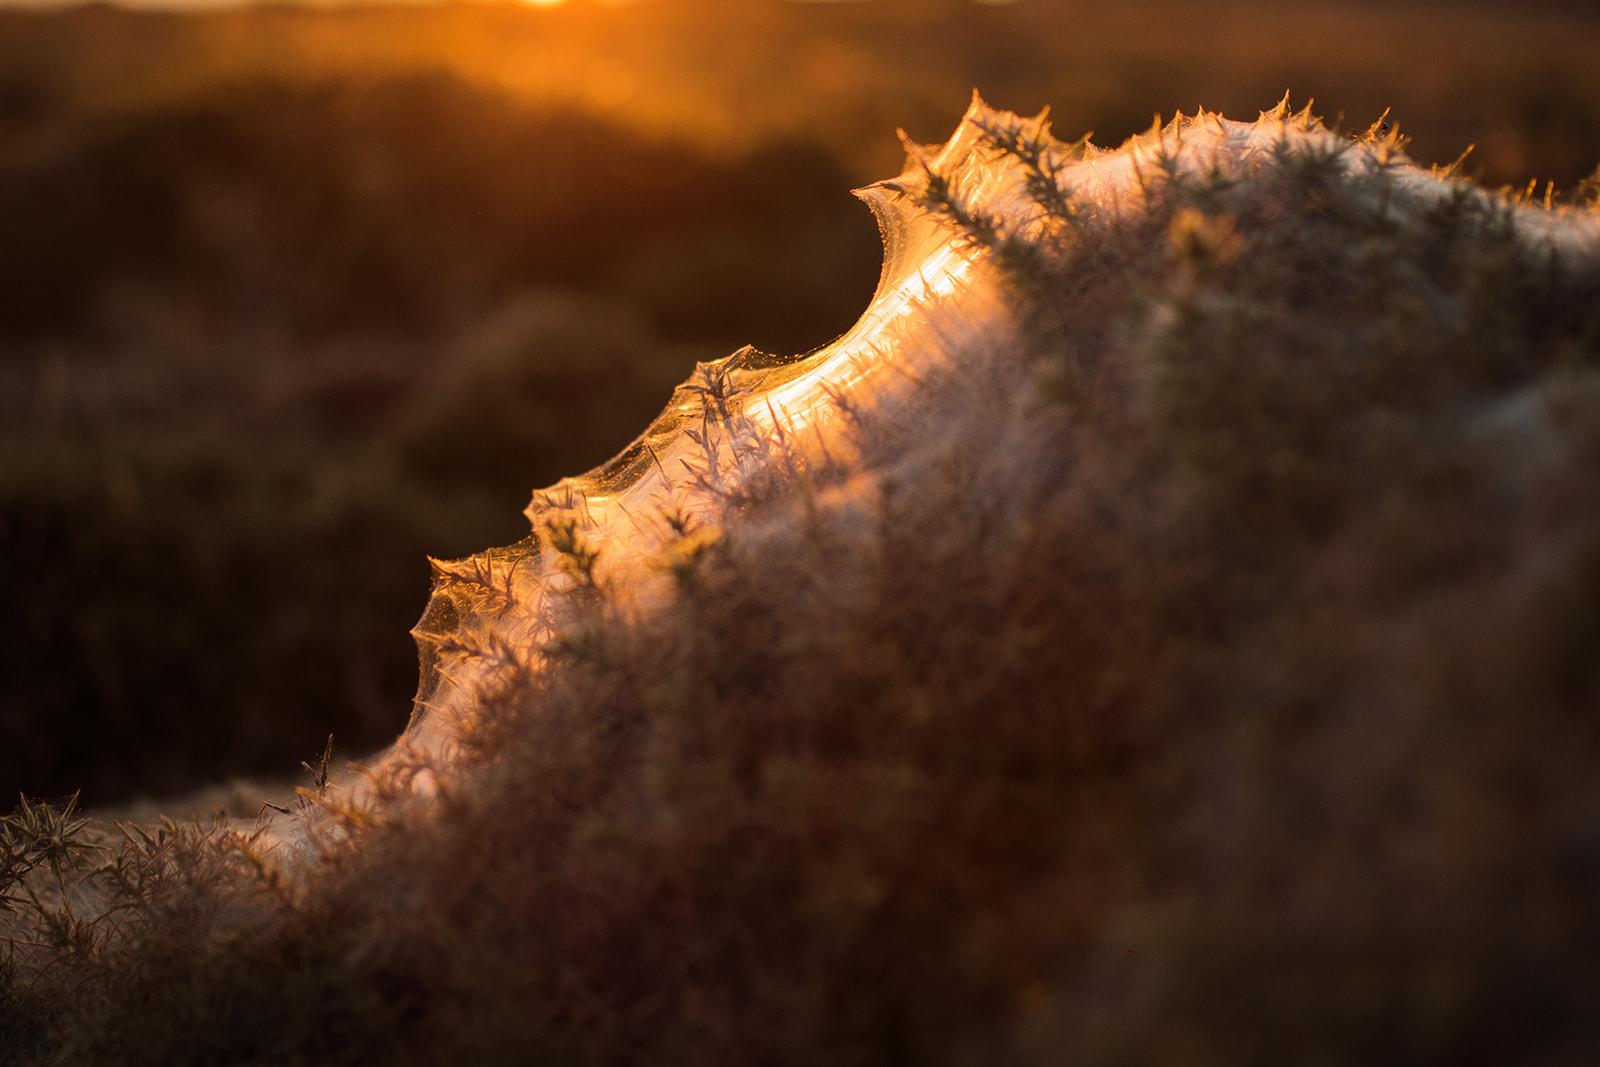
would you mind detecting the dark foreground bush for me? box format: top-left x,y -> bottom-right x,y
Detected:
4,104 -> 1600,1065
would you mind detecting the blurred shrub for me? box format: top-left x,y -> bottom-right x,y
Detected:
0,73 -> 880,351
0,73 -> 882,801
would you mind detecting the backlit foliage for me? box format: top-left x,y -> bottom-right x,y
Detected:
4,97 -> 1600,1065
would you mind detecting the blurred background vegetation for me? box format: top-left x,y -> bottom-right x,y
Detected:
2,0 -> 1598,802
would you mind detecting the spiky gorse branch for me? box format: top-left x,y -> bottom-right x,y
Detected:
886,115 -> 1052,279
894,130 -> 1005,251
0,795 -> 95,913
1,794 -> 308,986
967,103 -> 1088,225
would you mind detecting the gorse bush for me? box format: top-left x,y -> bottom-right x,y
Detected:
4,98 -> 1600,1065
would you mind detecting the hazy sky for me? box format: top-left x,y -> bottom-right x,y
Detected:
0,0 -> 951,9
2,0 -> 1024,10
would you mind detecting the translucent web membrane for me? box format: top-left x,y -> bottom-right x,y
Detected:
399,94 -> 1600,760
404,96 -> 1021,754
1054,96 -> 1600,250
